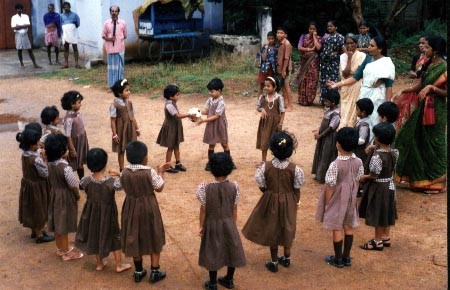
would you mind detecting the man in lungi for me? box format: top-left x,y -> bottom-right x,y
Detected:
10,3 -> 41,68
102,5 -> 127,88
61,1 -> 80,68
43,3 -> 62,65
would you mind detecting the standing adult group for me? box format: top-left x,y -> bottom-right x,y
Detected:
11,2 -> 127,88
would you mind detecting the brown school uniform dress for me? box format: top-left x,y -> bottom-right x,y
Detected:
242,162 -> 299,247
48,160 -> 80,234
120,167 -> 165,257
111,99 -> 137,153
359,150 -> 398,227
203,96 -> 228,145
316,155 -> 362,230
75,177 -> 121,258
354,118 -> 370,163
19,153 -> 51,229
64,111 -> 89,171
198,181 -> 246,271
256,94 -> 283,150
312,107 -> 340,183
157,100 -> 184,149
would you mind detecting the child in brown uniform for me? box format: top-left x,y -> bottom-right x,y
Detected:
16,126 -> 54,243
61,91 -> 89,181
353,98 -> 373,164
120,141 -> 169,283
157,84 -> 192,173
243,131 -> 304,272
196,153 -> 246,290
256,76 -> 285,163
359,122 -> 398,251
312,90 -> 340,183
197,78 -> 236,171
316,127 -> 363,268
75,148 -> 131,272
110,79 -> 140,171
45,134 -> 83,260
40,106 -> 63,145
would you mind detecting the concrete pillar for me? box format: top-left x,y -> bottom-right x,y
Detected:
256,6 -> 272,47
203,1 -> 223,33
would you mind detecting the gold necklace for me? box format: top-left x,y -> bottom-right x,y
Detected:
267,94 -> 275,110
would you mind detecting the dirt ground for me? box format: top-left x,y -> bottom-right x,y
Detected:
0,77 -> 446,290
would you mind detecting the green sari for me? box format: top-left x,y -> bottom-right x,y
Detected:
394,61 -> 447,191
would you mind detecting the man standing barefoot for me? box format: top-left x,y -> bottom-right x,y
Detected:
61,1 -> 81,68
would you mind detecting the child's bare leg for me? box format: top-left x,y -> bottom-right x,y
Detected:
222,143 -> 230,151
165,148 -> 173,164
150,253 -> 160,268
283,247 -> 291,258
375,227 -> 384,241
60,233 -> 69,252
283,81 -> 292,109
54,232 -> 62,250
96,254 -> 107,271
113,250 -> 131,272
174,147 -> 180,162
262,149 -> 268,162
32,228 -> 42,238
382,226 -> 390,238
118,152 -> 125,170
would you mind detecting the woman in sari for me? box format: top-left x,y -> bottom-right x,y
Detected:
319,20 -> 345,102
328,36 -> 395,138
338,33 -> 366,128
393,36 -> 447,193
292,21 -> 322,106
395,36 -> 429,130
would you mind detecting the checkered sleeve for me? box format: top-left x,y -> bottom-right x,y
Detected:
64,166 -> 79,188
166,103 -> 179,116
329,114 -> 340,129
233,181 -> 240,205
150,168 -> 164,190
34,156 -> 48,178
369,155 -> 382,176
215,99 -> 225,115
195,182 -> 207,206
294,166 -> 305,189
255,162 -> 266,188
356,159 -> 364,181
113,178 -> 122,190
325,161 -> 338,186
109,103 -> 117,118
63,118 -> 73,137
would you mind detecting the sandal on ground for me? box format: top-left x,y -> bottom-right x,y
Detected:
62,250 -> 83,261
56,246 -> 74,257
360,239 -> 384,251
382,237 -> 391,247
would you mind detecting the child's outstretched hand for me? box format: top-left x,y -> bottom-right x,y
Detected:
113,135 -> 120,144
365,144 -> 376,155
157,162 -> 171,175
108,169 -> 120,177
198,226 -> 203,237
196,118 -> 204,126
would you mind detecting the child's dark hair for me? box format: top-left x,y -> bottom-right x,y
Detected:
207,78 -> 224,91
276,27 -> 288,34
323,89 -> 340,105
373,122 -> 396,145
336,127 -> 359,152
265,76 -> 280,92
377,101 -> 399,123
86,148 -> 108,173
16,128 -> 41,150
269,131 -> 298,160
111,79 -> 129,99
267,31 -> 275,37
328,20 -> 338,27
25,122 -> 42,133
163,84 -> 180,100
358,20 -> 369,28
61,91 -> 83,110
209,152 -> 234,177
126,141 -> 147,164
44,134 -> 68,162
356,98 -> 374,116
40,106 -> 59,125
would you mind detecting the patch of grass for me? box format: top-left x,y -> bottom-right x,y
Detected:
39,53 -> 256,97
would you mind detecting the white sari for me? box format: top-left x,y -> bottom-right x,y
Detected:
359,57 -> 395,140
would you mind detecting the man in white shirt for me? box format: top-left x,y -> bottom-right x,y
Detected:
10,3 -> 41,68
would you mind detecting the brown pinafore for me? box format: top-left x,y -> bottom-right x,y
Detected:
256,94 -> 282,150
19,155 -> 51,229
156,101 -> 184,149
64,112 -> 89,171
120,168 -> 165,257
47,162 -> 79,234
75,177 -> 121,258
203,99 -> 228,145
242,162 -> 298,247
112,100 -> 137,153
199,181 -> 246,270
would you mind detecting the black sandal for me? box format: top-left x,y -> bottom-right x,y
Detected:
360,239 -> 384,251
382,237 -> 391,247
